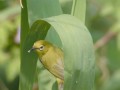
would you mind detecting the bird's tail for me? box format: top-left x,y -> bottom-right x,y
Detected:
57,78 -> 64,90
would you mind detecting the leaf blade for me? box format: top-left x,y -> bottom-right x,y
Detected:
31,14 -> 95,90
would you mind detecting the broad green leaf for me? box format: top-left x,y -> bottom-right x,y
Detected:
20,0 -> 62,90
20,0 -> 94,90
27,0 -> 62,25
30,14 -> 95,90
20,19 -> 50,90
71,0 -> 86,23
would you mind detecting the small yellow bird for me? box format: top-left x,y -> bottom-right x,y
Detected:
29,40 -> 64,90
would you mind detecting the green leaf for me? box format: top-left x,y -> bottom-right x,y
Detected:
20,0 -> 31,90
27,0 -> 63,25
30,14 -> 95,90
20,0 -> 94,90
20,0 -> 62,90
71,0 -> 86,23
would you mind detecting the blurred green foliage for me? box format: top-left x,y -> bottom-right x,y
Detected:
85,0 -> 120,90
0,0 -> 20,90
0,0 -> 120,90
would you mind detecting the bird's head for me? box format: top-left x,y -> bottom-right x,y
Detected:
28,40 -> 53,57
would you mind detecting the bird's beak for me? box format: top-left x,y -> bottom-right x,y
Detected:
28,47 -> 40,53
28,47 -> 35,53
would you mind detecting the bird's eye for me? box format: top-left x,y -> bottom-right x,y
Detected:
39,45 -> 44,51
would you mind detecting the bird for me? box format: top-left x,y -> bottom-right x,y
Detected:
28,40 -> 64,90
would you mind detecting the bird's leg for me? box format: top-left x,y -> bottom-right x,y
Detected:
57,78 -> 64,90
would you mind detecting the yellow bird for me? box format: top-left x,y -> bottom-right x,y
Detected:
29,40 -> 64,90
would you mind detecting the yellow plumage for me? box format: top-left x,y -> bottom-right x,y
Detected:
29,40 -> 64,90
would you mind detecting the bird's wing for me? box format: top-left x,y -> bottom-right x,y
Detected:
50,58 -> 64,80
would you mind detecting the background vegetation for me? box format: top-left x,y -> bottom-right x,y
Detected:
0,0 -> 120,90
